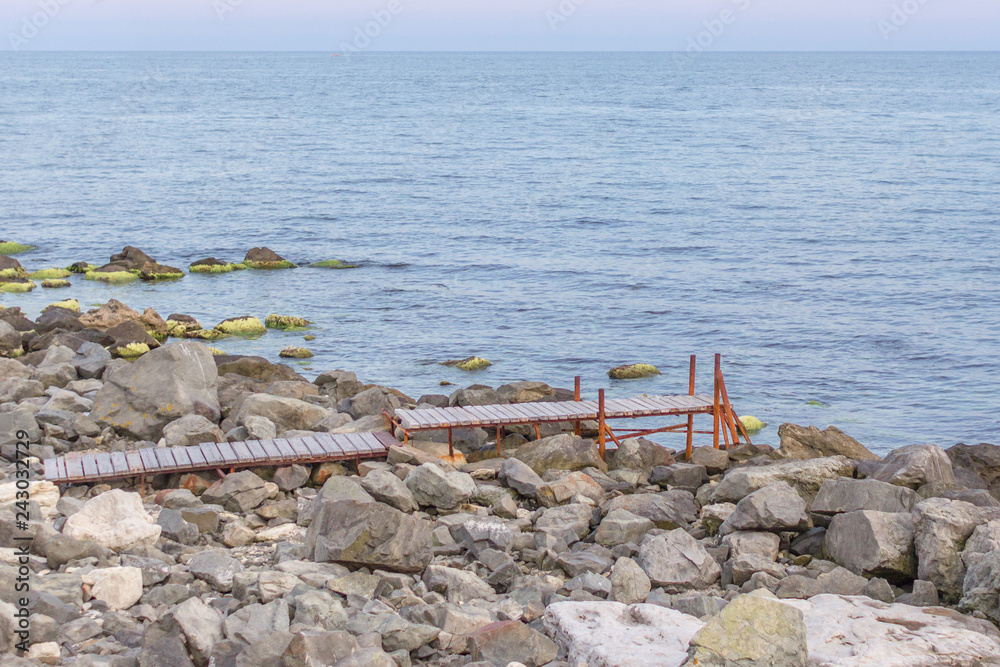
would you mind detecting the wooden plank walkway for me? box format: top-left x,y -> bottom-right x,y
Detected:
396,393 -> 715,431
44,431 -> 398,484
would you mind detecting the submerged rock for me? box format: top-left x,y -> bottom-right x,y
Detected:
244,247 -> 296,269
607,363 -> 661,379
442,356 -> 493,371
266,314 -> 311,329
215,316 -> 267,336
311,259 -> 358,269
189,257 -> 245,273
279,346 -> 314,359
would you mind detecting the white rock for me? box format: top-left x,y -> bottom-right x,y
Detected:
63,490 -> 161,551
255,523 -> 303,542
0,480 -> 60,520
26,642 -> 60,665
544,601 -> 703,667
83,567 -> 143,610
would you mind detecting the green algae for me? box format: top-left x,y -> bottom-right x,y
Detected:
279,346 -> 314,359
65,263 -> 98,274
186,328 -> 229,341
0,268 -> 27,280
45,299 -> 80,312
242,259 -> 297,270
41,279 -> 72,289
84,270 -> 139,284
116,342 -> 150,359
265,314 -> 311,330
442,356 -> 493,371
0,242 -> 34,256
311,259 -> 358,269
29,268 -> 72,280
0,280 -> 35,293
608,363 -> 661,380
208,347 -> 225,355
190,262 -> 242,274
739,415 -> 766,435
215,316 -> 267,336
304,334 -> 316,341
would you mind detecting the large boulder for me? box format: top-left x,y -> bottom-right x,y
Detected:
201,471 -> 269,513
869,444 -> 956,489
960,551 -> 1000,623
683,594 -> 808,667
513,434 -> 607,475
776,423 -> 879,461
404,463 -> 477,510
62,490 -> 161,551
637,529 -> 721,591
468,620 -> 559,667
82,567 -> 143,610
914,497 -> 996,602
594,509 -> 655,546
78,299 -> 169,338
497,381 -> 556,403
712,456 -> 856,503
812,477 -> 919,517
305,500 -> 432,573
605,490 -> 697,529
544,601 -> 704,667
346,386 -> 401,419
947,443 -> 1000,498
234,394 -> 330,434
719,481 -> 809,535
91,341 -> 220,441
534,503 -> 595,545
609,438 -> 674,473
825,510 -> 916,582
162,413 -> 225,448
499,457 -> 546,497
360,469 -> 419,512
214,355 -> 307,383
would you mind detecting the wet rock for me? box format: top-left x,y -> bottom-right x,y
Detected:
513,434 -> 607,475
306,500 -> 432,573
719,481 -> 809,534
62,490 -> 161,551
712,456 -> 856,503
869,444 -> 956,489
405,463 -> 477,510
468,620 -> 558,667
605,490 -> 697,529
684,593 -> 808,667
826,510 -> 916,581
91,340 -> 220,441
777,423 -> 879,461
638,529 -> 721,591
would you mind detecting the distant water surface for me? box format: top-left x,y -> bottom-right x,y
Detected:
0,52 -> 998,455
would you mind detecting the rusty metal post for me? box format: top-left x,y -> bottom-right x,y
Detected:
448,427 -> 454,459
686,354 -> 696,461
574,376 -> 582,436
598,388 -> 607,461
534,424 -> 542,440
713,354 -> 721,450
496,425 -> 502,457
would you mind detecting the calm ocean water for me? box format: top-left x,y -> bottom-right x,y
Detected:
0,52 -> 997,454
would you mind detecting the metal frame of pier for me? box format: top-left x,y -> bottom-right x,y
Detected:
391,354 -> 752,461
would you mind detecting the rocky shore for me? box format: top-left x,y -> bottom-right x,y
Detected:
2,297 -> 1000,666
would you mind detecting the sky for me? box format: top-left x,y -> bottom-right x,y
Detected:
2,0 -> 998,52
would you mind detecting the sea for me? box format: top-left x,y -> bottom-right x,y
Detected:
1,52 -> 997,455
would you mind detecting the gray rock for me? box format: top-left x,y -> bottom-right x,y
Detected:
305,500 -> 432,573
450,516 -> 514,556
291,590 -> 349,630
499,457 -> 546,497
905,579 -> 941,607
650,463 -> 708,491
557,549 -> 614,577
610,556 -> 651,604
719,481 -> 809,534
960,550 -> 1000,622
201,470 -> 268,513
673,595 -> 728,619
728,555 -> 787,587
689,446 -> 729,474
0,409 -> 41,448
468,620 -> 559,667
298,476 -> 373,527
346,386 -> 401,419
609,438 -> 674,473
181,506 -> 220,533
865,577 -> 896,603
0,321 -> 22,358
138,635 -> 195,667
223,599 -> 290,645
71,342 -> 112,379
914,497 -> 994,602
243,414 -> 277,441
273,464 -> 311,492
91,341 -> 221,441
423,565 -> 495,603
235,393 -> 330,434
776,423 -> 879,461
594,509 -> 655,546
120,554 -> 171,587
534,503 -> 594,545
826,510 -> 916,581
156,508 -> 199,545
638,529 -> 721,592
189,551 -> 244,593
812,477 -> 920,516
723,531 -> 780,561
281,630 -> 358,667
404,462 -> 477,509
513,434 -> 606,475
0,377 -> 44,403
162,414 -> 225,448
712,456 -> 856,503
174,597 -> 224,666
869,444 -> 956,489
360,469 -> 419,512
606,490 -> 697,529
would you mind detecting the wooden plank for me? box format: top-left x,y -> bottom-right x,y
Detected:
302,437 -> 326,458
471,404 -> 506,424
259,440 -> 282,460
171,447 -> 192,468
630,397 -> 663,414
154,448 -> 176,471
110,452 -> 129,474
313,433 -> 346,456
57,458 -> 69,481
345,432 -> 378,455
44,459 -> 58,481
371,431 -> 398,451
519,403 -> 557,420
81,455 -> 99,479
139,449 -> 160,472
125,451 -> 144,475
65,456 -> 84,480
95,453 -> 114,476
273,439 -> 297,460
398,410 -> 431,429
187,446 -> 207,467
461,405 -> 497,424
245,440 -> 268,462
434,407 -> 469,427
215,442 -> 240,464
201,443 -> 223,465
231,441 -> 253,462
286,438 -> 311,458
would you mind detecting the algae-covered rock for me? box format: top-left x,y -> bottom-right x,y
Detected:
41,279 -> 71,288
0,279 -> 35,293
683,594 -> 808,667
29,268 -> 72,279
442,356 -> 492,371
243,247 -> 296,269
740,415 -> 766,434
136,262 -> 184,281
85,263 -> 139,283
0,241 -> 34,255
304,334 -> 316,341
266,314 -> 311,330
311,259 -> 358,269
279,346 -> 313,359
186,328 -> 229,341
47,299 -> 80,313
0,257 -> 28,280
208,347 -> 225,355
109,246 -> 156,269
608,363 -> 661,379
166,314 -> 202,337
215,316 -> 267,336
65,262 -> 98,274
190,257 -> 245,273
115,342 -> 151,359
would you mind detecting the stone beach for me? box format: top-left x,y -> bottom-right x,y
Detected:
1,290 -> 1000,665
